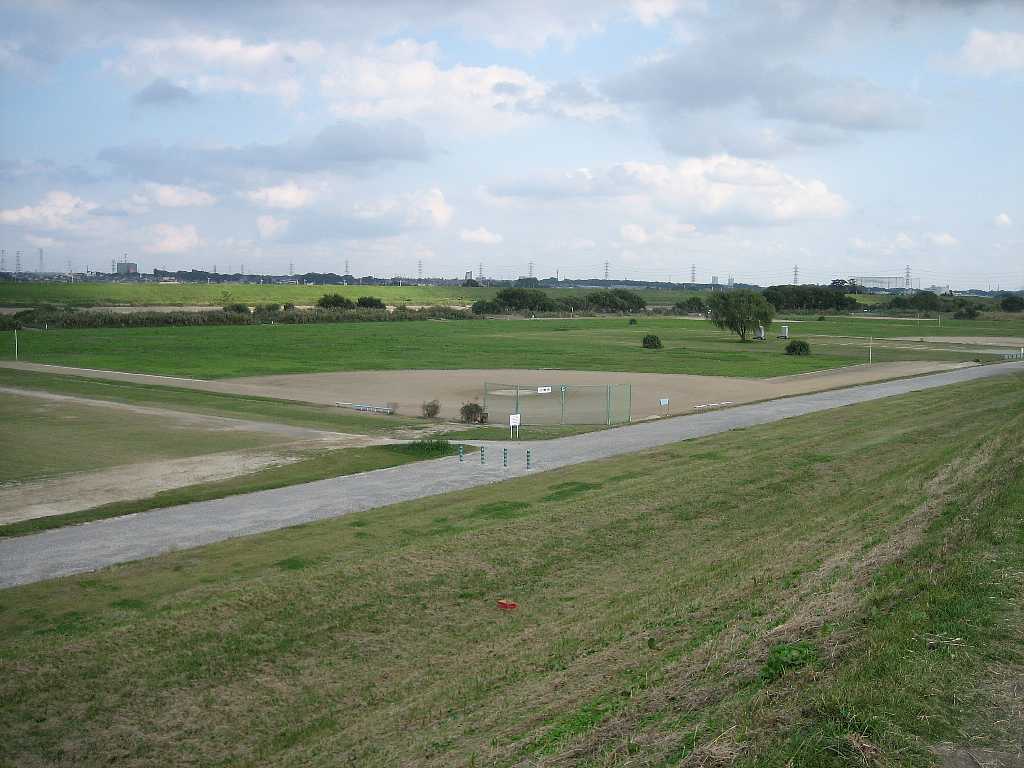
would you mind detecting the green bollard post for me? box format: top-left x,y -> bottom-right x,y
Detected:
526,449 -> 532,470
503,447 -> 508,468
480,446 -> 486,465
458,444 -> 464,462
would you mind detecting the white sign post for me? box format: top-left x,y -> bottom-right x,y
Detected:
509,413 -> 521,440
537,386 -> 552,394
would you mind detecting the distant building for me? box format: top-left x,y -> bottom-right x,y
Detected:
116,262 -> 138,275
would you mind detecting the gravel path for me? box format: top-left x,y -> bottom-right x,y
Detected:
2,361 -> 1020,588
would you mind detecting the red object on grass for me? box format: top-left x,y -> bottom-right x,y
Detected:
497,599 -> 518,611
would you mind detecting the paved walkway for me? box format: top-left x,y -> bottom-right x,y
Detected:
2,361 -> 1020,588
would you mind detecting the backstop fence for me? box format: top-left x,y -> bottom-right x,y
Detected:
483,382 -> 631,426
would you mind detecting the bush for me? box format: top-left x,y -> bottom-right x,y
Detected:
356,296 -> 385,309
223,303 -> 250,314
674,296 -> 707,314
628,318 -> 638,325
785,339 -> 811,356
642,334 -> 663,349
460,402 -> 485,423
421,399 -> 441,418
953,305 -> 979,320
255,303 -> 280,313
999,294 -> 1024,312
317,293 -> 354,309
283,303 -> 296,311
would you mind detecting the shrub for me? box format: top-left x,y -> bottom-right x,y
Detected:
223,303 -> 250,314
642,334 -> 662,349
421,399 -> 441,418
999,294 -> 1024,312
817,315 -> 826,321
283,303 -> 296,311
785,339 -> 811,356
317,293 -> 354,309
628,318 -> 638,325
255,303 -> 281,313
675,296 -> 707,314
460,402 -> 485,423
356,296 -> 385,309
953,306 -> 979,320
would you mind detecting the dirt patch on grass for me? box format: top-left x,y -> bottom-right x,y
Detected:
892,336 -> 1024,347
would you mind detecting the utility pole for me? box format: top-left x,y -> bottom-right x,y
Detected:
792,264 -> 799,285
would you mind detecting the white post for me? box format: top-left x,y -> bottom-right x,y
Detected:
869,337 -> 872,364
13,329 -> 17,361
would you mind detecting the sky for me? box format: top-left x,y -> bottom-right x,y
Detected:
0,0 -> 1022,289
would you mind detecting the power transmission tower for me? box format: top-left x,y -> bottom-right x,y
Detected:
0,250 -> 5,272
793,265 -> 799,285
240,263 -> 245,277
417,260 -> 423,281
15,251 -> 22,274
604,261 -> 610,281
288,261 -> 294,277
478,262 -> 484,280
528,261 -> 534,278
691,264 -> 696,284
344,259 -> 350,276
905,265 -> 911,289
38,248 -> 44,273
111,260 -> 116,274
555,269 -> 559,282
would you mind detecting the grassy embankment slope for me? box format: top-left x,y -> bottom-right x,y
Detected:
4,316 -> 1019,379
0,281 -> 710,308
1,373 -> 1021,766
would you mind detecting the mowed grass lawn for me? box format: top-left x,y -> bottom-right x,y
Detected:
1,374 -> 1022,766
0,393 -> 289,483
3,315 -> 1017,379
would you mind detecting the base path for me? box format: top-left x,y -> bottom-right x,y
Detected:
1,362 -> 1020,588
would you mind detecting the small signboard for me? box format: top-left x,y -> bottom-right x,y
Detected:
537,386 -> 552,394
509,413 -> 521,439
659,398 -> 670,407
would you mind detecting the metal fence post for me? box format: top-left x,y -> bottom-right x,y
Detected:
560,385 -> 566,425
515,384 -> 520,417
606,385 -> 612,426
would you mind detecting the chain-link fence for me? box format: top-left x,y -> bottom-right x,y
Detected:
483,382 -> 631,426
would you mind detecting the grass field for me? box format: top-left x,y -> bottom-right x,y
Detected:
0,393 -> 289,484
0,281 -> 711,308
4,315 -> 1019,379
1,374 -> 1021,766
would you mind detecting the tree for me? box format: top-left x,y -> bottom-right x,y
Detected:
999,294 -> 1024,312
707,289 -> 774,341
356,296 -> 385,309
675,296 -> 707,314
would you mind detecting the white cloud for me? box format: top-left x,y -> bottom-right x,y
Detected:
411,188 -> 453,229
146,183 -> 216,207
620,223 -> 649,244
460,226 -> 503,244
954,29 -> 1024,76
256,215 -> 290,239
994,212 -> 1013,228
926,232 -> 958,248
491,155 -> 848,225
117,35 -> 324,104
244,181 -> 315,209
0,190 -> 96,229
146,223 -> 202,253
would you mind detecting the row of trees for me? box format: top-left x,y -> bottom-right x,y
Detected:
471,288 -> 647,315
761,285 -> 859,311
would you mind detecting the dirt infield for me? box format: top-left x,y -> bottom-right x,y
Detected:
0,359 -> 975,422
892,335 -> 1024,347
201,361 -> 974,420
